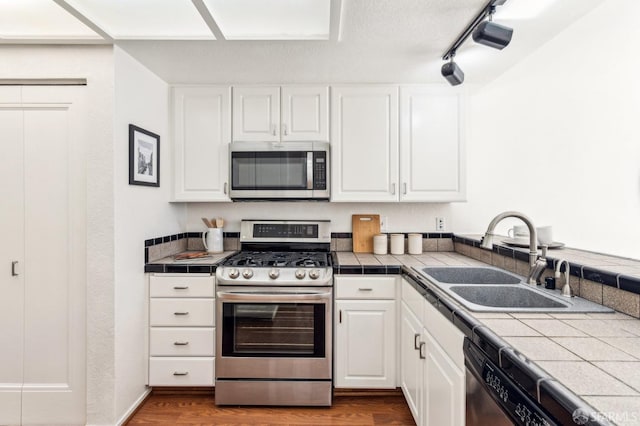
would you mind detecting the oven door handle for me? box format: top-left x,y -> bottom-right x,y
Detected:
217,290 -> 332,302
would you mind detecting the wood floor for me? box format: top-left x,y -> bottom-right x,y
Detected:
125,390 -> 416,426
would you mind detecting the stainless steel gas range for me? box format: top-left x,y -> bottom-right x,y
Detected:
215,220 -> 333,406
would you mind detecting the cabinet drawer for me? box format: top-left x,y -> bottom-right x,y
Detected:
149,357 -> 214,386
150,275 -> 214,297
335,276 -> 397,299
150,327 -> 215,356
150,299 -> 214,326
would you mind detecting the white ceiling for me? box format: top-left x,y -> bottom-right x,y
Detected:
2,0 -> 606,85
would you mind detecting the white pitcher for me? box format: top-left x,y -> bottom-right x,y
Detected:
202,228 -> 223,253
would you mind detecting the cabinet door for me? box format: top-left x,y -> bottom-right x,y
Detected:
400,301 -> 424,425
331,85 -> 399,202
423,331 -> 465,426
400,87 -> 465,202
281,86 -> 329,142
0,104 -> 25,426
173,86 -> 231,201
334,300 -> 396,388
233,86 -> 280,141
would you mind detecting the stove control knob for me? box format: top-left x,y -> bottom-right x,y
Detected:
242,269 -> 254,279
268,269 -> 280,279
295,269 -> 306,279
228,268 -> 240,279
309,269 -> 320,280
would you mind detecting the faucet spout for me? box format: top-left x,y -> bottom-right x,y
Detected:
481,211 -> 546,285
555,259 -> 572,297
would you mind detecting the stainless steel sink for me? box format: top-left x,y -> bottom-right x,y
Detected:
449,285 -> 569,309
421,266 -> 521,284
414,266 -> 613,313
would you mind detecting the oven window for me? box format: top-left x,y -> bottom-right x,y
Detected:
222,302 -> 325,357
231,152 -> 307,190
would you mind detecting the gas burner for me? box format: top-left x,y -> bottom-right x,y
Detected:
223,251 -> 329,269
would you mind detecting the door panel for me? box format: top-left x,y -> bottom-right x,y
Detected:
0,106 -> 25,425
21,86 -> 87,425
233,86 -> 279,141
281,86 -> 328,141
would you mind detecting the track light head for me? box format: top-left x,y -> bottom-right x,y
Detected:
441,61 -> 464,86
472,21 -> 513,50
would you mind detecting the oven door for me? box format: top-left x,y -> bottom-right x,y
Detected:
216,287 -> 332,380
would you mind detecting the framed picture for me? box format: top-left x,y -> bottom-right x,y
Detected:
129,124 -> 160,187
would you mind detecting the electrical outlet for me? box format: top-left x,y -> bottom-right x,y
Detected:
436,217 -> 446,231
380,216 -> 388,232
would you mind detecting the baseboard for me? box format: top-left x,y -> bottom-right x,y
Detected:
117,388 -> 152,426
150,386 -> 215,396
333,387 -> 404,397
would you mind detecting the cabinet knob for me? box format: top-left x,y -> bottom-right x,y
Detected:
174,311 -> 189,316
283,123 -> 288,136
224,182 -> 228,195
403,183 -> 407,195
174,341 -> 189,346
11,261 -> 19,277
414,333 -> 421,350
391,183 -> 396,195
419,342 -> 426,359
173,371 -> 189,376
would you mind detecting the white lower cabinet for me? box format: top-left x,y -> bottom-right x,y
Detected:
400,278 -> 465,426
400,301 -> 425,423
334,276 -> 397,388
149,274 -> 215,386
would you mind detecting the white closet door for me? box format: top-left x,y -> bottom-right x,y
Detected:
21,86 -> 87,425
0,91 -> 25,425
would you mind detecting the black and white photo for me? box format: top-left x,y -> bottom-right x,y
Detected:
129,124 -> 160,187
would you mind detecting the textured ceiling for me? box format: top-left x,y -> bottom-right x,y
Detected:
117,0 -> 605,85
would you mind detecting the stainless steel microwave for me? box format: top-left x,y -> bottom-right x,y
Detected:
229,141 -> 330,201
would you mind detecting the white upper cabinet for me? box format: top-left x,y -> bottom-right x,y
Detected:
400,86 -> 466,202
331,85 -> 399,202
172,86 -> 231,202
233,86 -> 328,142
331,85 -> 465,203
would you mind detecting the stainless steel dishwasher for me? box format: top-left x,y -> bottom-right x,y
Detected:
464,338 -> 559,426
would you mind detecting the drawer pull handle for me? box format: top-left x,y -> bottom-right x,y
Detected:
173,286 -> 189,290
173,371 -> 189,376
358,288 -> 373,291
414,333 -> 421,350
419,342 -> 426,359
174,312 -> 189,316
174,341 -> 189,346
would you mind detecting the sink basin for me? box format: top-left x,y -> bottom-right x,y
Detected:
420,266 -> 521,284
412,265 -> 613,313
449,285 -> 569,309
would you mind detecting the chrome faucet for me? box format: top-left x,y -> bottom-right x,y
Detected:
555,259 -> 572,297
479,211 -> 547,285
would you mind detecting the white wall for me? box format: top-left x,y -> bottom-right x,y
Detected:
186,202 -> 454,233
113,46 -> 186,422
452,0 -> 640,259
0,45 -> 116,425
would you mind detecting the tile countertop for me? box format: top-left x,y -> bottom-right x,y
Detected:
337,251 -> 640,426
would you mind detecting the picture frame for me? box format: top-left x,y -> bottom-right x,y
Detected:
129,124 -> 160,187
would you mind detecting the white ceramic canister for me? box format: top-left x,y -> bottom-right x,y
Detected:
390,234 -> 405,255
202,228 -> 224,253
408,233 -> 423,255
373,234 -> 388,255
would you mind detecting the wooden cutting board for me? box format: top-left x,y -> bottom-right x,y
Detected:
352,214 -> 381,253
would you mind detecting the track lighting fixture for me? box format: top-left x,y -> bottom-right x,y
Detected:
472,12 -> 513,49
441,0 -> 512,85
441,55 -> 464,86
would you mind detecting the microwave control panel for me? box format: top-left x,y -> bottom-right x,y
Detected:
313,152 -> 327,190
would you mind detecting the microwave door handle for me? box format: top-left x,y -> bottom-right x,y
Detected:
307,152 -> 313,190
